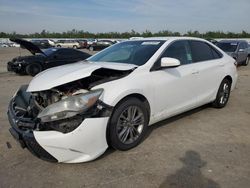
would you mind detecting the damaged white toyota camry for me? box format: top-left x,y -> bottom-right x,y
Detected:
8,37 -> 237,163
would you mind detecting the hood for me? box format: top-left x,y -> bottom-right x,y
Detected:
27,61 -> 137,92
10,38 -> 45,55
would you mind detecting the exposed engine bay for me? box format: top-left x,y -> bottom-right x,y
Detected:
11,68 -> 133,133
33,68 -> 132,109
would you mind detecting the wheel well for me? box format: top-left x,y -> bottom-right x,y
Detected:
224,75 -> 232,84
115,93 -> 151,117
106,93 -> 151,147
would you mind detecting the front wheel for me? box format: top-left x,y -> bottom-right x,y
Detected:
108,98 -> 149,151
25,63 -> 42,76
212,79 -> 232,108
89,46 -> 94,51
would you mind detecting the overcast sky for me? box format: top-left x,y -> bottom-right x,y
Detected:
0,0 -> 250,34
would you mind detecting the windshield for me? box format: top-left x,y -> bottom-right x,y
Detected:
42,48 -> 58,56
217,42 -> 238,52
88,40 -> 165,66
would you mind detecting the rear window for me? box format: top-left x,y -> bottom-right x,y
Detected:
217,42 -> 238,52
190,41 -> 219,62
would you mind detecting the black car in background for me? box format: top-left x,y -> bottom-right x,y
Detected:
216,40 -> 249,66
8,38 -> 91,76
88,39 -> 115,51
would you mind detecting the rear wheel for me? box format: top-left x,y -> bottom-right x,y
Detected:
212,79 -> 232,108
89,46 -> 94,51
25,63 -> 42,76
108,98 -> 149,150
73,45 -> 77,49
57,45 -> 61,48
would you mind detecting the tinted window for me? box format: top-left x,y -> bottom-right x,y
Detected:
43,48 -> 58,56
56,49 -> 73,56
239,42 -> 247,49
190,41 -> 214,62
161,40 -> 192,65
217,42 -> 238,52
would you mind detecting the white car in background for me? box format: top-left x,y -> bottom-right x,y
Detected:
8,37 -> 237,163
55,39 -> 80,48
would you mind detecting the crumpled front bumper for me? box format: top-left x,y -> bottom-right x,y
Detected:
8,99 -> 58,162
7,86 -> 110,163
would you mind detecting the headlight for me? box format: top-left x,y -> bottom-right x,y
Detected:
38,89 -> 103,122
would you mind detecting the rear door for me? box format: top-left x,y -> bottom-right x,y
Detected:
189,40 -> 224,105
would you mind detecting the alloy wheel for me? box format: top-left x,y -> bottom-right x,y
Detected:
116,106 -> 145,145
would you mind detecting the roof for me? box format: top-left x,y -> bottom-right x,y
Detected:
219,39 -> 248,43
133,36 -> 208,42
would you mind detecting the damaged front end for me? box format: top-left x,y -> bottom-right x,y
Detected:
7,66 -> 133,162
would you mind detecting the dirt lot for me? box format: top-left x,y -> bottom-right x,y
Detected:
0,47 -> 250,188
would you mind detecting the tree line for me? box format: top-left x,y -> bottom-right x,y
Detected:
1,29 -> 250,39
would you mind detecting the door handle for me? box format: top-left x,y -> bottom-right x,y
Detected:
192,71 -> 199,74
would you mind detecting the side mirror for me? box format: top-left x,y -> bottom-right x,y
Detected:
238,49 -> 245,52
161,57 -> 180,68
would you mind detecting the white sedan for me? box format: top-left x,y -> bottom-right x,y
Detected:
8,37 -> 238,163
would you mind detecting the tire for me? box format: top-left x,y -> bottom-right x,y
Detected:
108,98 -> 149,151
212,78 -> 232,108
89,46 -> 94,51
25,63 -> 42,76
243,56 -> 249,66
73,45 -> 77,49
57,45 -> 61,48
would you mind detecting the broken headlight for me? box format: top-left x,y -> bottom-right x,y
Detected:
38,89 -> 103,122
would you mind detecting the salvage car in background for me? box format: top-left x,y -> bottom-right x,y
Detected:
7,38 -> 90,76
55,39 -> 80,48
88,39 -> 115,51
7,37 -> 237,163
217,40 -> 249,66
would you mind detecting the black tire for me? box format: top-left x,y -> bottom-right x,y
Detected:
25,63 -> 42,76
108,98 -> 149,151
89,46 -> 94,51
73,45 -> 77,49
212,78 -> 232,108
57,45 -> 61,48
243,56 -> 249,66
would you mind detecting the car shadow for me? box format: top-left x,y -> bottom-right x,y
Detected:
159,150 -> 220,188
97,104 -> 213,162
144,104 -> 210,140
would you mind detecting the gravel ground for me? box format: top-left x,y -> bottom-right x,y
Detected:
0,47 -> 249,188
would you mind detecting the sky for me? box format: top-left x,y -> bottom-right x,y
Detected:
0,0 -> 250,34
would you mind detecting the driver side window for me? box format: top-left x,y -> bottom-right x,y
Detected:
161,40 -> 192,65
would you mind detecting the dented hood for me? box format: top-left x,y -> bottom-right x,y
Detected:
27,61 -> 137,92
